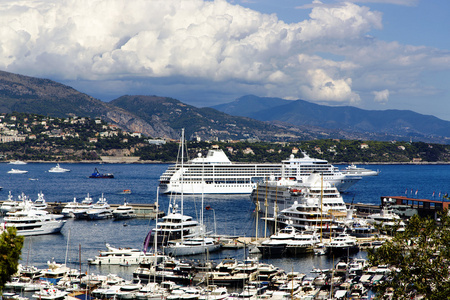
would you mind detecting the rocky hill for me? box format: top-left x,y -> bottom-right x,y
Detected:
2,70 -> 450,143
212,95 -> 450,143
0,70 -> 165,137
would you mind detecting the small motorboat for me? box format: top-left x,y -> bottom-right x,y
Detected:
89,168 -> 114,178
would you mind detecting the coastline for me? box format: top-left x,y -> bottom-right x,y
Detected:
4,159 -> 450,165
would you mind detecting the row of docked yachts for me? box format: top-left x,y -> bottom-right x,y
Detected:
61,193 -> 135,220
0,192 -> 136,236
257,226 -> 361,258
4,253 -> 391,300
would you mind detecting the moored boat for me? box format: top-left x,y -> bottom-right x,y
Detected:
89,167 -> 114,178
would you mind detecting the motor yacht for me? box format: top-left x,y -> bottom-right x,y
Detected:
72,193 -> 94,219
145,203 -> 205,246
86,194 -> 113,220
48,163 -> 70,173
7,169 -> 28,174
252,172 -> 348,220
325,231 -> 359,256
33,192 -> 48,210
0,191 -> 19,215
2,203 -> 66,236
284,229 -> 320,256
257,225 -> 298,257
163,237 -> 221,256
340,164 -> 380,176
87,243 -> 160,265
113,201 -> 137,220
9,160 -> 27,165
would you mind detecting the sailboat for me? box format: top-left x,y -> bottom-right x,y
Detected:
146,129 -> 205,247
162,139 -> 221,256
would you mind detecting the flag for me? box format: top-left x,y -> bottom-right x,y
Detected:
415,190 -> 418,196
439,192 -> 441,198
432,191 -> 435,198
405,189 -> 407,195
205,205 -> 211,210
143,229 -> 152,254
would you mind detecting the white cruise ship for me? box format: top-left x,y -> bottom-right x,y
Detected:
159,149 -> 280,194
159,150 -> 360,194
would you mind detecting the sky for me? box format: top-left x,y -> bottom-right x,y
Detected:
0,0 -> 449,120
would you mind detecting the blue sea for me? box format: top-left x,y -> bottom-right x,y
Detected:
1,162 -> 449,279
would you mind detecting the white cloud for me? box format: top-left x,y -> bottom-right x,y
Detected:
0,0 -> 448,111
373,89 -> 390,103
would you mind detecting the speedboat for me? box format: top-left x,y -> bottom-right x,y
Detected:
86,194 -> 113,220
7,169 -> 28,174
48,164 -> 70,173
89,167 -> 114,178
113,201 -> 136,220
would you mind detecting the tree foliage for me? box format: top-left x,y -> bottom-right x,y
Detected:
0,227 -> 24,291
368,212 -> 450,299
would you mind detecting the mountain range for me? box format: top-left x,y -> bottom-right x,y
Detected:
1,70 -> 449,143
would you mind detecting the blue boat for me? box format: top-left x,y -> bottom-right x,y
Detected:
89,168 -> 114,178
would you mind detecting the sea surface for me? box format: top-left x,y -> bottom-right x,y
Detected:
1,162 -> 449,279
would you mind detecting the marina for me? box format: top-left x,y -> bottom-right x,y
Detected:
1,162 -> 450,299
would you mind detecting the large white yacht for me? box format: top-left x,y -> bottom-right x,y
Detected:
112,201 -> 137,220
1,202 -> 66,236
251,172 -> 348,219
86,194 -> 113,220
159,150 -> 360,194
146,203 -> 205,246
87,243 -> 162,265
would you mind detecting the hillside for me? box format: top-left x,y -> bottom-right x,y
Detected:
212,95 -> 450,143
110,95 -> 316,141
0,70 -> 166,137
2,70 -> 450,143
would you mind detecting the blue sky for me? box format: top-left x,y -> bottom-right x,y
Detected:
0,0 -> 449,120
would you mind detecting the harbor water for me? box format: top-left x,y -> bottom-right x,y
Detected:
1,162 -> 450,280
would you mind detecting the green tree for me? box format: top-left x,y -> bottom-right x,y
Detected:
0,227 -> 24,291
368,213 -> 450,299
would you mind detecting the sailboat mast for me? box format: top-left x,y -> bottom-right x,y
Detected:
320,173 -> 324,244
180,128 -> 184,215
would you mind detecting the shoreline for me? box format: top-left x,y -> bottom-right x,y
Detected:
4,159 -> 450,165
